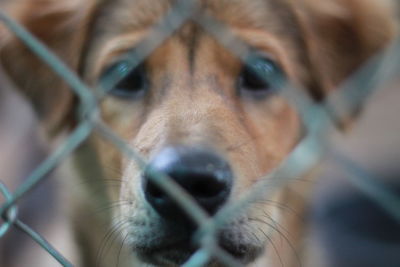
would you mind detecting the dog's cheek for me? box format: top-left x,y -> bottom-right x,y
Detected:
90,135 -> 124,204
96,100 -> 157,227
239,96 -> 302,175
118,161 -> 162,245
119,162 -> 144,220
84,102 -> 146,214
248,190 -> 284,234
100,99 -> 147,140
224,96 -> 301,236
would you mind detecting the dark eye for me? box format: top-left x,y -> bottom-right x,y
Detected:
238,56 -> 284,98
101,61 -> 148,99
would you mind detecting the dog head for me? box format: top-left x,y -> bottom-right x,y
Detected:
0,0 -> 396,265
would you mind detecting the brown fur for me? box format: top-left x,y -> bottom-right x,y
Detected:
0,0 -> 396,266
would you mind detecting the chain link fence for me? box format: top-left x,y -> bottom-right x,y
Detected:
0,0 -> 400,266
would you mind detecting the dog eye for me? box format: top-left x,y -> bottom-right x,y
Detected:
101,61 -> 148,99
238,56 -> 284,98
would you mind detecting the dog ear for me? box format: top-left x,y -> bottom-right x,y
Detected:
295,0 -> 397,96
0,0 -> 96,135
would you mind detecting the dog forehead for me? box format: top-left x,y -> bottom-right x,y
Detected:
94,0 -> 296,32
87,0 -> 303,68
82,0 -> 308,87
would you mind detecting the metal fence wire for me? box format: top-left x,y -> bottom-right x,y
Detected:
0,0 -> 400,266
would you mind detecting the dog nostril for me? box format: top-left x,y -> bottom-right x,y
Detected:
143,146 -> 233,219
145,173 -> 226,202
146,180 -> 164,199
188,174 -> 226,198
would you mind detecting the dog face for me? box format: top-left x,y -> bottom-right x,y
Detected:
88,4 -> 302,266
0,0 -> 395,266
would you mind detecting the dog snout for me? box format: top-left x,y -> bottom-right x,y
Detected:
143,146 -> 233,220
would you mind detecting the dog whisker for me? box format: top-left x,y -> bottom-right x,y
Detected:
253,200 -> 305,222
96,219 -> 131,267
249,217 -> 302,267
117,233 -> 129,267
94,200 -> 132,215
256,226 -> 284,267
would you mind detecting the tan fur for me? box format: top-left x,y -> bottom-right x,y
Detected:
0,0 -> 396,266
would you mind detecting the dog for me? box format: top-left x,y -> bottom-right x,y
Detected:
0,0 -> 396,266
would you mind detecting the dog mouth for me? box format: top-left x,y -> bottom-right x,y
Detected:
134,231 -> 262,266
136,243 -> 250,266
135,240 -> 198,265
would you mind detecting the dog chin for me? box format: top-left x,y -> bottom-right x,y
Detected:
136,244 -> 196,266
134,238 -> 263,266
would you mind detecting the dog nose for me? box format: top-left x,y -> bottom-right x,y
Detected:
143,146 -> 233,220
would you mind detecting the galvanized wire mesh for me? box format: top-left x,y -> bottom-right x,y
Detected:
0,1 -> 399,266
